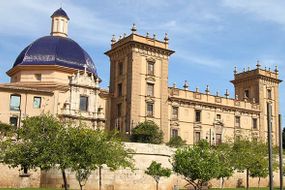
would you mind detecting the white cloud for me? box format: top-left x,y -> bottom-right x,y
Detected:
174,50 -> 224,68
222,0 -> 285,27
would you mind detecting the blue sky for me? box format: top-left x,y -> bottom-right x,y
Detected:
0,0 -> 285,120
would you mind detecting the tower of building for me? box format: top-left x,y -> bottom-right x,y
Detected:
231,64 -> 282,144
105,27 -> 174,139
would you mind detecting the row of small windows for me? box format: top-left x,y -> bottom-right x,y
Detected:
172,107 -> 258,129
10,95 -> 42,111
11,95 -> 91,112
171,129 -> 223,145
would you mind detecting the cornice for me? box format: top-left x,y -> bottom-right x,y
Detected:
105,39 -> 174,57
6,65 -> 90,77
231,74 -> 282,84
169,96 -> 260,114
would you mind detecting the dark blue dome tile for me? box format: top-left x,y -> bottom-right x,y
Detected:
13,36 -> 97,76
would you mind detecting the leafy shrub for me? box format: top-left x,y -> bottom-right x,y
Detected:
131,120 -> 163,144
166,136 -> 186,148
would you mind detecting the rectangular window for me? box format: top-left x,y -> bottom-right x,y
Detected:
79,96 -> 88,111
33,97 -> 41,109
195,110 -> 201,122
118,62 -> 123,75
171,129 -> 178,137
118,83 -> 122,96
117,103 -> 122,117
115,118 -> 121,131
172,107 -> 178,119
195,131 -> 201,143
252,118 -> 257,129
147,62 -> 154,75
235,116 -> 240,128
244,90 -> 249,99
267,89 -> 272,99
147,83 -> 154,96
10,116 -> 18,127
217,114 -> 221,120
216,134 -> 222,145
10,95 -> 21,111
35,74 -> 42,81
147,102 -> 154,116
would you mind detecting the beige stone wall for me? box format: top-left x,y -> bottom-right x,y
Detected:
0,142 -> 280,190
0,90 -> 54,125
11,69 -> 71,85
40,142 -> 179,190
0,164 -> 41,188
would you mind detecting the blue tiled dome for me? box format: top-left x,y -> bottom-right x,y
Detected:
13,36 -> 97,75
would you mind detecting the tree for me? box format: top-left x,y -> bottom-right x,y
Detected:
0,122 -> 16,160
1,114 -> 134,190
215,143 -> 234,189
282,128 -> 285,149
172,140 -> 220,190
131,120 -> 163,144
145,161 -> 171,190
166,136 -> 186,148
75,169 -> 92,190
1,114 -> 72,190
248,141 -> 277,189
230,138 -> 276,190
0,122 -> 16,139
94,131 -> 134,190
67,126 -> 100,190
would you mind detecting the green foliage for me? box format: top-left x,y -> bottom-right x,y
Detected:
75,169 -> 91,190
146,161 -> 171,181
1,114 -> 134,190
172,140 -> 220,190
166,136 -> 186,148
230,138 -> 277,188
145,161 -> 171,190
215,143 -> 234,189
131,120 -> 163,144
1,114 -> 66,171
0,122 -> 16,138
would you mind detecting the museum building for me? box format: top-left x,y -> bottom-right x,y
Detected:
0,8 -> 282,146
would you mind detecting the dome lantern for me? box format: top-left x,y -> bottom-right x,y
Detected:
51,8 -> 69,37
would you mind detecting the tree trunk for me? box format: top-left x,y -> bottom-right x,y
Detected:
222,177 -> 224,189
258,177 -> 260,190
99,166 -> 102,190
156,181 -> 158,190
246,169 -> 249,190
61,169 -> 68,190
80,184 -> 83,190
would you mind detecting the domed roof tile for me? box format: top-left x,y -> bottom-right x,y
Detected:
13,36 -> 97,75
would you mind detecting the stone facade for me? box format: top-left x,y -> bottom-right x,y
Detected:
0,7 -> 283,189
106,28 -> 281,145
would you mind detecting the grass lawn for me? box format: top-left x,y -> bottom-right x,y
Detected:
211,188 -> 280,190
179,188 -> 281,190
0,189 -> 59,190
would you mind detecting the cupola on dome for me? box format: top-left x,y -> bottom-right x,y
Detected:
10,8 -> 97,76
51,8 -> 70,20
